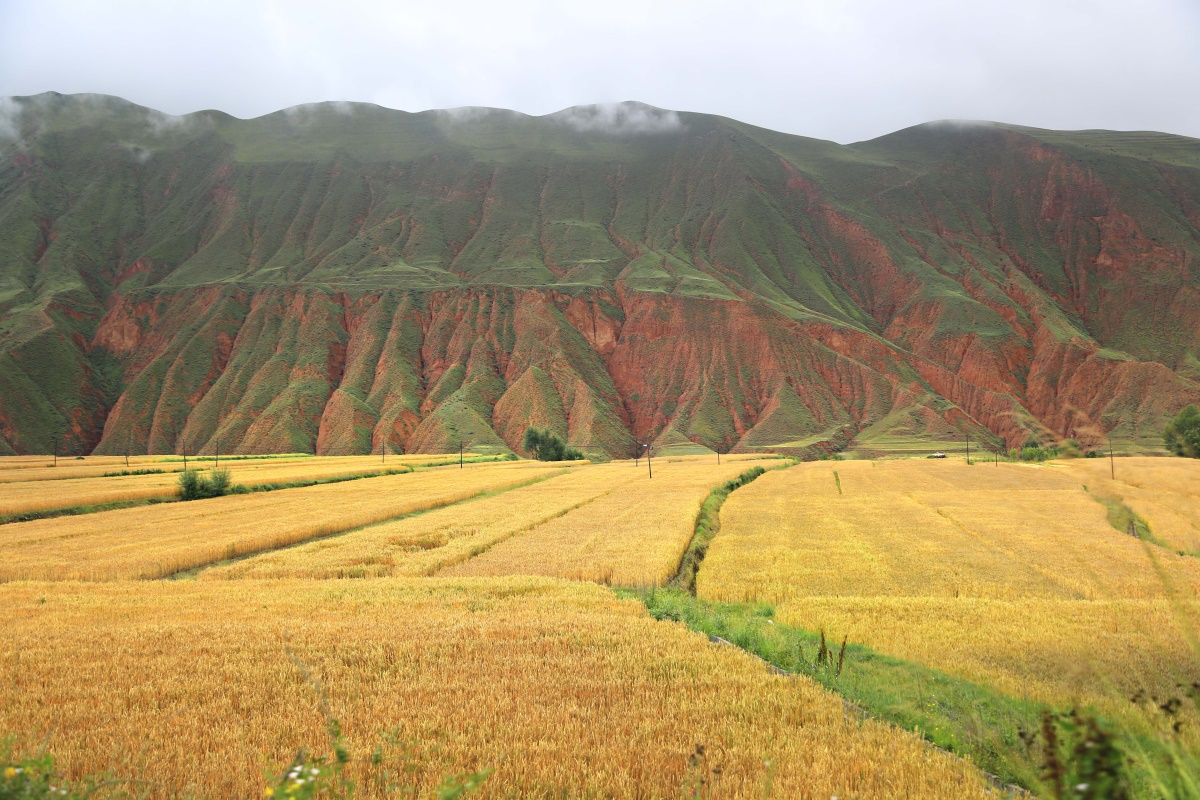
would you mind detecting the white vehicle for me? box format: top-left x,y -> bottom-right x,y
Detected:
930,451 -> 947,459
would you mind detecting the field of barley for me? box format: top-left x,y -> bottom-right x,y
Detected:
701,458 -> 1200,715
444,459 -> 775,586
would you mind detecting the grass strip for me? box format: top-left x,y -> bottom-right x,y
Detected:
238,468 -> 412,493
1083,485 -> 1187,555
624,588 -> 1045,791
0,497 -> 176,526
159,453 -> 314,462
669,464 -> 772,592
408,455 -> 513,469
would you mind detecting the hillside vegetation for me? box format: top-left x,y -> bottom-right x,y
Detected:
1,94 -> 1199,457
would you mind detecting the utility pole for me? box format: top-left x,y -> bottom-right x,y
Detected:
215,439 -> 220,470
645,443 -> 652,479
52,436 -> 57,467
965,432 -> 970,465
459,442 -> 464,469
1108,436 -> 1115,480
183,440 -> 187,472
717,446 -> 721,465
125,431 -> 130,469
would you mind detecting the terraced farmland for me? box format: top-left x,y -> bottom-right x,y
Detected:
2,452 -> 1198,797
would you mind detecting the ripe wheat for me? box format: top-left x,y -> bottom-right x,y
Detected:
0,578 -> 992,800
447,460 -> 774,587
202,465 -> 645,579
702,459 -> 1200,715
0,463 -> 564,581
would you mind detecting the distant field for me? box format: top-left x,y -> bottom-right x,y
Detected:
701,458 -> 1200,713
0,578 -> 991,800
0,461 -> 565,581
0,454 -> 464,517
203,462 -> 648,579
445,460 -> 774,586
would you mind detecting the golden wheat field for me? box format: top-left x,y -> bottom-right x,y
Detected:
700,458 -> 1200,713
0,578 -> 991,800
201,463 -> 648,579
0,461 -> 567,581
445,460 -> 774,586
0,454 -> 472,517
1060,457 -> 1200,554
0,453 -> 463,484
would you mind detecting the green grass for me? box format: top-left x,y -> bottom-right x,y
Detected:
623,587 -> 1045,790
670,465 -> 769,591
623,588 -> 1200,798
0,497 -> 175,526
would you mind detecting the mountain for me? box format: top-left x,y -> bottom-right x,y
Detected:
0,92 -> 1198,458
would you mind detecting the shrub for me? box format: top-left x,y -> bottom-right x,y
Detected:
178,468 -> 235,500
1164,405 -> 1200,458
1012,436 -> 1061,463
521,428 -> 584,462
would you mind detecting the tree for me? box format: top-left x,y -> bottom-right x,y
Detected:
522,427 -> 584,462
1164,404 -> 1200,458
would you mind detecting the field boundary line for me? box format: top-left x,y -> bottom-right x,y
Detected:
669,461 -> 792,592
701,633 -> 1030,798
181,469 -> 571,579
425,483 -> 629,577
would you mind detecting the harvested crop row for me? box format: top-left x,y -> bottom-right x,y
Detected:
0,463 -> 564,581
202,465 -> 646,579
446,460 -> 774,587
0,578 -> 992,799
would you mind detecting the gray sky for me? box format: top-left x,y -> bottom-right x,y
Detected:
2,0 -> 1198,143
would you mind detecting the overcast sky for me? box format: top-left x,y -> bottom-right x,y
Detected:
2,0 -> 1198,144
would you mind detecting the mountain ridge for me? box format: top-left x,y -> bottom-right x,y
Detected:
1,92 -> 1197,458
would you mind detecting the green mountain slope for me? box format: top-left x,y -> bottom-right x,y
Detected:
1,93 -> 1197,457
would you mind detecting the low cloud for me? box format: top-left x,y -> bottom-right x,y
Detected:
120,142 -> 154,162
281,100 -> 356,123
0,97 -> 20,140
145,108 -> 193,135
433,106 -> 522,124
551,102 -> 683,136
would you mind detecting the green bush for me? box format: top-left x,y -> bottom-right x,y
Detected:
1164,405 -> 1200,458
178,468 -> 235,500
521,428 -> 584,462
1011,436 -> 1061,463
